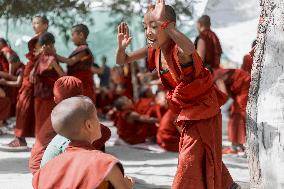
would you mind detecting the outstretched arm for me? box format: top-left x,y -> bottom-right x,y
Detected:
116,22 -> 147,65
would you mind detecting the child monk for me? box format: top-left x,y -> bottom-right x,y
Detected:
29,76 -> 111,174
115,1 -> 239,188
0,54 -> 25,138
213,69 -> 251,155
113,96 -> 158,145
33,32 -> 65,136
195,15 -> 222,71
55,24 -> 96,102
241,40 -> 257,75
33,96 -> 134,189
0,38 -> 15,74
6,15 -> 49,149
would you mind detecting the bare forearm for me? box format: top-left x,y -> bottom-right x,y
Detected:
164,26 -> 195,56
116,48 -> 128,65
56,55 -> 75,66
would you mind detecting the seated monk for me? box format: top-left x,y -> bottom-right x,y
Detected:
32,96 -> 134,189
29,76 -> 111,174
0,87 -> 11,134
213,68 -> 251,154
0,54 -> 24,137
113,96 -> 158,145
134,87 -> 156,115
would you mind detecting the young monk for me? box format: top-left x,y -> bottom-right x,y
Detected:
56,24 -> 96,102
241,40 -> 257,75
29,76 -> 111,174
116,1 -> 239,188
195,15 -> 222,71
33,96 -> 134,189
0,38 -> 15,74
33,32 -> 65,136
113,96 -> 158,145
0,54 -> 25,118
213,69 -> 251,155
6,15 -> 49,149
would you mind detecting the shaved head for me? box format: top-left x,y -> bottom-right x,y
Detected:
198,15 -> 211,28
51,96 -> 96,141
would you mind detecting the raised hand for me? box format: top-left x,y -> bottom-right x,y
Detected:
151,0 -> 166,22
117,22 -> 132,50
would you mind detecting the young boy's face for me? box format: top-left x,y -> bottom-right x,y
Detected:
122,96 -> 133,110
32,17 -> 48,34
42,43 -> 55,55
71,29 -> 85,46
143,12 -> 169,49
196,22 -> 202,33
85,109 -> 102,141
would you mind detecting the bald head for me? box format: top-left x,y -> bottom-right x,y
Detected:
198,15 -> 211,28
51,96 -> 97,141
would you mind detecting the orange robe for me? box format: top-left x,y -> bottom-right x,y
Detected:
113,110 -> 157,145
29,116 -> 111,174
241,48 -> 255,75
147,43 -> 233,189
0,45 -> 14,72
33,55 -> 58,136
14,36 -> 38,138
32,141 -> 123,189
3,63 -> 25,116
214,69 -> 250,145
0,97 -> 11,121
157,110 -> 180,152
134,97 -> 155,115
195,29 -> 222,70
67,45 -> 96,102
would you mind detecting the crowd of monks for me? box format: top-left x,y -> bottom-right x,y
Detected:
0,1 -> 256,188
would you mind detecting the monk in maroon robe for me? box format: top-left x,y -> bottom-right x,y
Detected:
115,2 -> 238,188
29,76 -> 111,174
56,24 -> 96,102
33,96 -> 134,189
7,16 -> 49,149
195,15 -> 222,71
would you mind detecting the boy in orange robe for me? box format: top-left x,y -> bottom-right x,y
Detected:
113,96 -> 158,144
195,15 -> 222,71
115,1 -> 238,188
33,32 -> 65,136
241,40 -> 257,75
6,16 -> 49,149
29,76 -> 111,174
56,24 -> 96,102
33,96 -> 134,189
214,69 -> 251,154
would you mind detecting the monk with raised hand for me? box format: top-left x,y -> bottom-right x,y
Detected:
195,15 -> 222,71
56,24 -> 96,103
29,76 -> 111,174
116,1 -> 240,188
33,96 -> 134,189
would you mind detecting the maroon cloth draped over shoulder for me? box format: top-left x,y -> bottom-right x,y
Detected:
199,29 -> 222,69
33,141 -> 123,189
67,45 -> 96,102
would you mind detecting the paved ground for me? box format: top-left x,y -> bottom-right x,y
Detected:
0,110 -> 250,189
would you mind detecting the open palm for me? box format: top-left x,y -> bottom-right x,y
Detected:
117,22 -> 132,50
151,0 -> 166,22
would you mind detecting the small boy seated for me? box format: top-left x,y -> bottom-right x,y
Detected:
33,96 -> 134,189
113,96 -> 158,145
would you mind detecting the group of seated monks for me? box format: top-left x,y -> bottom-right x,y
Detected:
0,1 -> 257,188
